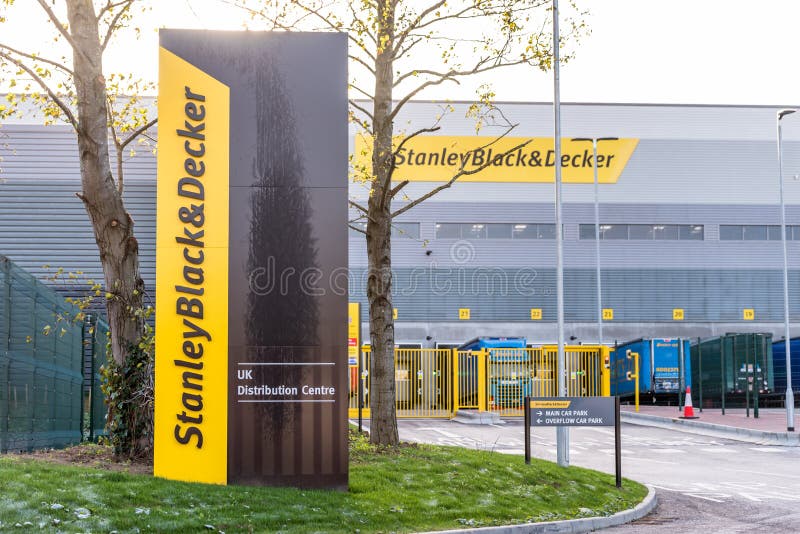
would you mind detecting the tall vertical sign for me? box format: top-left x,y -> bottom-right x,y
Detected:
155,30 -> 349,489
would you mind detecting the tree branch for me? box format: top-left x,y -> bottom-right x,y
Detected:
96,0 -> 132,20
378,125 -> 442,209
349,83 -> 375,101
349,100 -> 374,123
391,56 -> 533,122
391,137 -> 531,218
0,51 -> 78,130
348,223 -> 367,235
349,53 -> 377,75
388,180 -> 409,199
349,199 -> 370,214
392,0 -> 447,56
35,0 -> 82,55
119,117 -> 157,151
100,0 -> 135,52
0,42 -> 73,76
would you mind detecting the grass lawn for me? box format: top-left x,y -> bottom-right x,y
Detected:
0,433 -> 647,533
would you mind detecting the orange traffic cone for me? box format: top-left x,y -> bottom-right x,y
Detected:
680,386 -> 699,419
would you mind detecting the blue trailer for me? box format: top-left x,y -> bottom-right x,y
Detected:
771,337 -> 800,394
612,338 -> 691,399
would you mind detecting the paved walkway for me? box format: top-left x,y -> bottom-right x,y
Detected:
620,404 -> 799,433
619,404 -> 800,445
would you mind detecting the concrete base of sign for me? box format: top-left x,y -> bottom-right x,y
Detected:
424,486 -> 657,534
453,410 -> 504,425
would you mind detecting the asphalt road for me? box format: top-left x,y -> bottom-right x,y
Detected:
358,419 -> 800,533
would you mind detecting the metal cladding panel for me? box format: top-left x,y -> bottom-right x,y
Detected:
0,176 -> 156,291
347,267 -> 800,323
350,200 -> 800,270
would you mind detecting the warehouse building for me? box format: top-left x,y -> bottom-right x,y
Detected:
2,100 -> 800,347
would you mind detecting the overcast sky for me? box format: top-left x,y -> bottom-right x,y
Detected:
141,0 -> 800,106
3,0 -> 800,106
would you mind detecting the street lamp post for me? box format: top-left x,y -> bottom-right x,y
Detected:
777,109 -> 796,432
552,0 -> 568,467
572,137 -> 618,347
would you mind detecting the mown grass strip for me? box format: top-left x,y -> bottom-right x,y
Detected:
0,434 -> 647,533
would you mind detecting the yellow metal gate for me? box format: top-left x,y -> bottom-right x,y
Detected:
487,346 -> 609,416
348,345 -> 610,418
349,347 -> 454,418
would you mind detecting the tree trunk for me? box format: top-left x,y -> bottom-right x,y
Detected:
67,1 -> 148,457
67,0 -> 144,367
367,0 -> 399,446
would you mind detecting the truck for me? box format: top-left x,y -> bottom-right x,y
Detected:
611,338 -> 691,401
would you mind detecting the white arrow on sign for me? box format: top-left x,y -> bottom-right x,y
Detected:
536,418 -> 542,424
536,411 -> 543,416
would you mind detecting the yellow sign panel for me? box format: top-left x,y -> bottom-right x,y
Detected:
393,307 -> 398,320
530,308 -> 543,320
673,308 -> 684,321
348,303 -> 360,360
743,308 -> 755,321
530,400 -> 571,409
155,48 -> 230,485
602,308 -> 614,321
458,308 -> 471,320
354,135 -> 638,183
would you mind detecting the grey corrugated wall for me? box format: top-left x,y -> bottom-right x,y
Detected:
4,102 -> 800,345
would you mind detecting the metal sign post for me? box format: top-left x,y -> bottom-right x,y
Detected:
524,396 -> 622,488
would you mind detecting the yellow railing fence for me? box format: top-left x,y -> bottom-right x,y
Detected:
348,345 -> 610,419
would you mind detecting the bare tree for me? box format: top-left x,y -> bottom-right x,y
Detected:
245,0 -> 586,445
0,0 -> 156,457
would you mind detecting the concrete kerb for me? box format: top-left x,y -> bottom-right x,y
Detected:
620,411 -> 800,446
422,486 -> 657,534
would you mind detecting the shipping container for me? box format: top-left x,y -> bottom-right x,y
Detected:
771,337 -> 800,395
690,333 -> 774,406
611,338 -> 691,399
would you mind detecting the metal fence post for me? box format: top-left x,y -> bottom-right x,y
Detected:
452,348 -> 459,417
0,259 -> 10,452
478,349 -> 488,412
698,338 -> 703,413
745,335 -> 750,418
721,337 -> 726,415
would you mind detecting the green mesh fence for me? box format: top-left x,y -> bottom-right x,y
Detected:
0,256 -> 85,452
83,315 -> 109,441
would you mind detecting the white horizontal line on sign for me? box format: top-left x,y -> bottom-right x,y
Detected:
237,399 -> 336,403
237,362 -> 336,366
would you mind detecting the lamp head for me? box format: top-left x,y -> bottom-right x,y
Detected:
778,109 -> 797,120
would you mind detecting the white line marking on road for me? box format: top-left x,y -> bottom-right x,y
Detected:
749,447 -> 785,453
650,448 -> 683,454
417,428 -> 462,438
699,447 -> 737,453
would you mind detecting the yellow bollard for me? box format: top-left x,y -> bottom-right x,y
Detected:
626,350 -> 640,412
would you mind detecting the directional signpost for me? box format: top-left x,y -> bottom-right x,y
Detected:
524,396 -> 622,488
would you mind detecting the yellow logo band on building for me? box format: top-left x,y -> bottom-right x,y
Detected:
354,135 -> 639,183
155,47 -> 230,485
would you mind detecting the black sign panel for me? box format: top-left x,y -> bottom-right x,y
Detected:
524,396 -> 622,488
527,397 -> 616,427
158,30 -> 348,490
